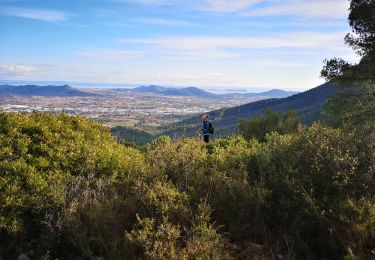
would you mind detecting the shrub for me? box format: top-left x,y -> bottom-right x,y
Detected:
1,113 -> 374,259
238,109 -> 300,142
0,112 -> 146,257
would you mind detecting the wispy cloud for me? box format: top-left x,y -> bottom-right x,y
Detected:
253,59 -> 310,68
121,32 -> 346,51
151,72 -> 238,84
0,64 -> 37,74
75,48 -> 145,60
132,17 -> 194,26
160,49 -> 241,60
0,7 -> 68,22
112,0 -> 260,12
202,0 -> 262,12
113,0 -> 175,7
2,0 -> 351,89
117,32 -> 347,62
244,0 -> 349,19
203,0 -> 348,18
111,0 -> 348,18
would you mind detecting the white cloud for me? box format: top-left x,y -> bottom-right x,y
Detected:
243,0 -> 349,19
75,48 -> 144,60
152,72 -> 235,83
113,0 -> 261,12
132,17 -> 193,26
117,32 -> 348,63
113,0 -> 175,6
202,0 -> 348,17
202,0 -> 262,12
0,7 -> 68,22
111,0 -> 348,18
121,32 -> 346,52
0,64 -> 37,74
253,59 -> 310,68
133,0 -> 173,4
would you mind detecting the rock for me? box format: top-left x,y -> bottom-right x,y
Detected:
277,254 -> 284,260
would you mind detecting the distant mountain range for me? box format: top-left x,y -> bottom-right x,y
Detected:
221,89 -> 299,99
112,83 -> 338,144
0,83 -> 299,99
0,82 -> 339,144
121,85 -> 299,99
252,89 -> 300,98
0,80 -> 136,89
0,85 -> 97,97
159,83 -> 338,137
130,85 -> 216,98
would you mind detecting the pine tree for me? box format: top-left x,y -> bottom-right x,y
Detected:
321,0 -> 375,129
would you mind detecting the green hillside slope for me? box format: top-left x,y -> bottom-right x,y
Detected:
159,83 -> 338,138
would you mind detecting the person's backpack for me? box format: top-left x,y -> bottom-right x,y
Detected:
208,122 -> 214,134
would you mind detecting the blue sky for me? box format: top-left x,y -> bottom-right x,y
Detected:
0,0 -> 357,91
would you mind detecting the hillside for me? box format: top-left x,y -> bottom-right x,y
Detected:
158,83 -> 338,138
0,85 -> 97,96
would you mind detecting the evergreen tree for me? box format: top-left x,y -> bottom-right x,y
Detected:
321,0 -> 375,129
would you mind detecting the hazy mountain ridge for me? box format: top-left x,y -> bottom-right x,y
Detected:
0,85 -> 97,97
254,89 -> 300,98
0,83 -> 299,99
125,85 -> 299,98
128,85 -> 216,98
111,83 -> 338,144
154,83 -> 339,138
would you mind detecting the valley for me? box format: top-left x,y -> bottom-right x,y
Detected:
0,90 -> 263,127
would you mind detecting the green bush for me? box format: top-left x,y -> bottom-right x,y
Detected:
238,109 -> 300,141
1,112 -> 374,259
0,112 -> 146,257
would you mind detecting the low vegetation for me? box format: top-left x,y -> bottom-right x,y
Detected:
238,109 -> 300,142
0,111 -> 374,259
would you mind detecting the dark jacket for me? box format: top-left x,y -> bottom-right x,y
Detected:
202,120 -> 211,135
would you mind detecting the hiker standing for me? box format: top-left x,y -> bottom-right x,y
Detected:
201,114 -> 214,143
